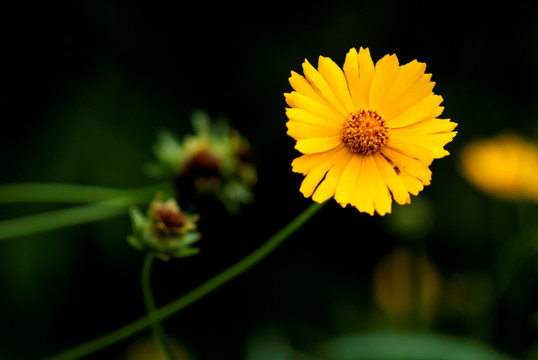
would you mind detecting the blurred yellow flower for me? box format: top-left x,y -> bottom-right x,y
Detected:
373,248 -> 440,324
285,47 -> 457,215
461,133 -> 538,201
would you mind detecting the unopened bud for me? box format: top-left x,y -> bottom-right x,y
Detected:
127,192 -> 201,260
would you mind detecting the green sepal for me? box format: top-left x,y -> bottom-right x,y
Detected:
126,235 -> 144,251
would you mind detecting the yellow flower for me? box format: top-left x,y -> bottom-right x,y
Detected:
373,248 -> 440,323
285,47 -> 457,215
461,133 -> 538,201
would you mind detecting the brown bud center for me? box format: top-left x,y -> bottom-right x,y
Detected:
155,206 -> 185,229
182,149 -> 221,179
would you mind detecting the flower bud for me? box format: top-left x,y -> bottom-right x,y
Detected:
127,192 -> 200,260
149,110 -> 257,213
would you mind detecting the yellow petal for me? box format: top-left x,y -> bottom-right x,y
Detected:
312,150 -> 353,203
382,146 -> 432,185
357,47 -> 375,109
292,145 -> 344,174
350,155 -> 392,216
392,118 -> 457,135
366,155 -> 393,215
343,47 -> 361,109
352,155 -> 375,215
285,107 -> 343,129
379,60 -> 432,119
298,147 -> 348,197
374,153 -> 410,205
399,168 -> 425,196
295,135 -> 343,154
388,94 -> 444,128
369,54 -> 400,111
286,120 -> 342,140
334,154 -> 362,206
318,56 -> 355,113
386,141 -> 435,166
288,71 -> 327,104
390,132 -> 457,159
285,92 -> 345,125
302,59 -> 348,116
299,166 -> 331,198
386,76 -> 436,121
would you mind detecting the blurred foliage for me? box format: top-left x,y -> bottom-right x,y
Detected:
319,331 -> 516,360
2,1 -> 538,359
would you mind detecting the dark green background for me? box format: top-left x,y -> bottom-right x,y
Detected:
2,1 -> 538,359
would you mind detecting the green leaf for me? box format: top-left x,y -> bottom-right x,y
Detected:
0,203 -> 128,241
0,184 -> 168,241
0,183 -> 130,204
319,331 -> 515,360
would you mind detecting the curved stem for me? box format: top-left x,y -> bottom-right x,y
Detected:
42,201 -> 326,360
154,201 -> 325,321
141,253 -> 176,360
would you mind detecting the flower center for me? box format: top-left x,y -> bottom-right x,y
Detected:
342,109 -> 390,155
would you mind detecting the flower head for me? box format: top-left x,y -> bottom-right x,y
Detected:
461,133 -> 538,201
285,47 -> 457,215
151,110 -> 257,213
128,192 -> 201,260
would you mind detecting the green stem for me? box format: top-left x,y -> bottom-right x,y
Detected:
409,247 -> 425,329
515,200 -> 529,247
0,183 -> 169,241
141,253 -> 176,360
495,201 -> 535,298
42,201 -> 325,360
